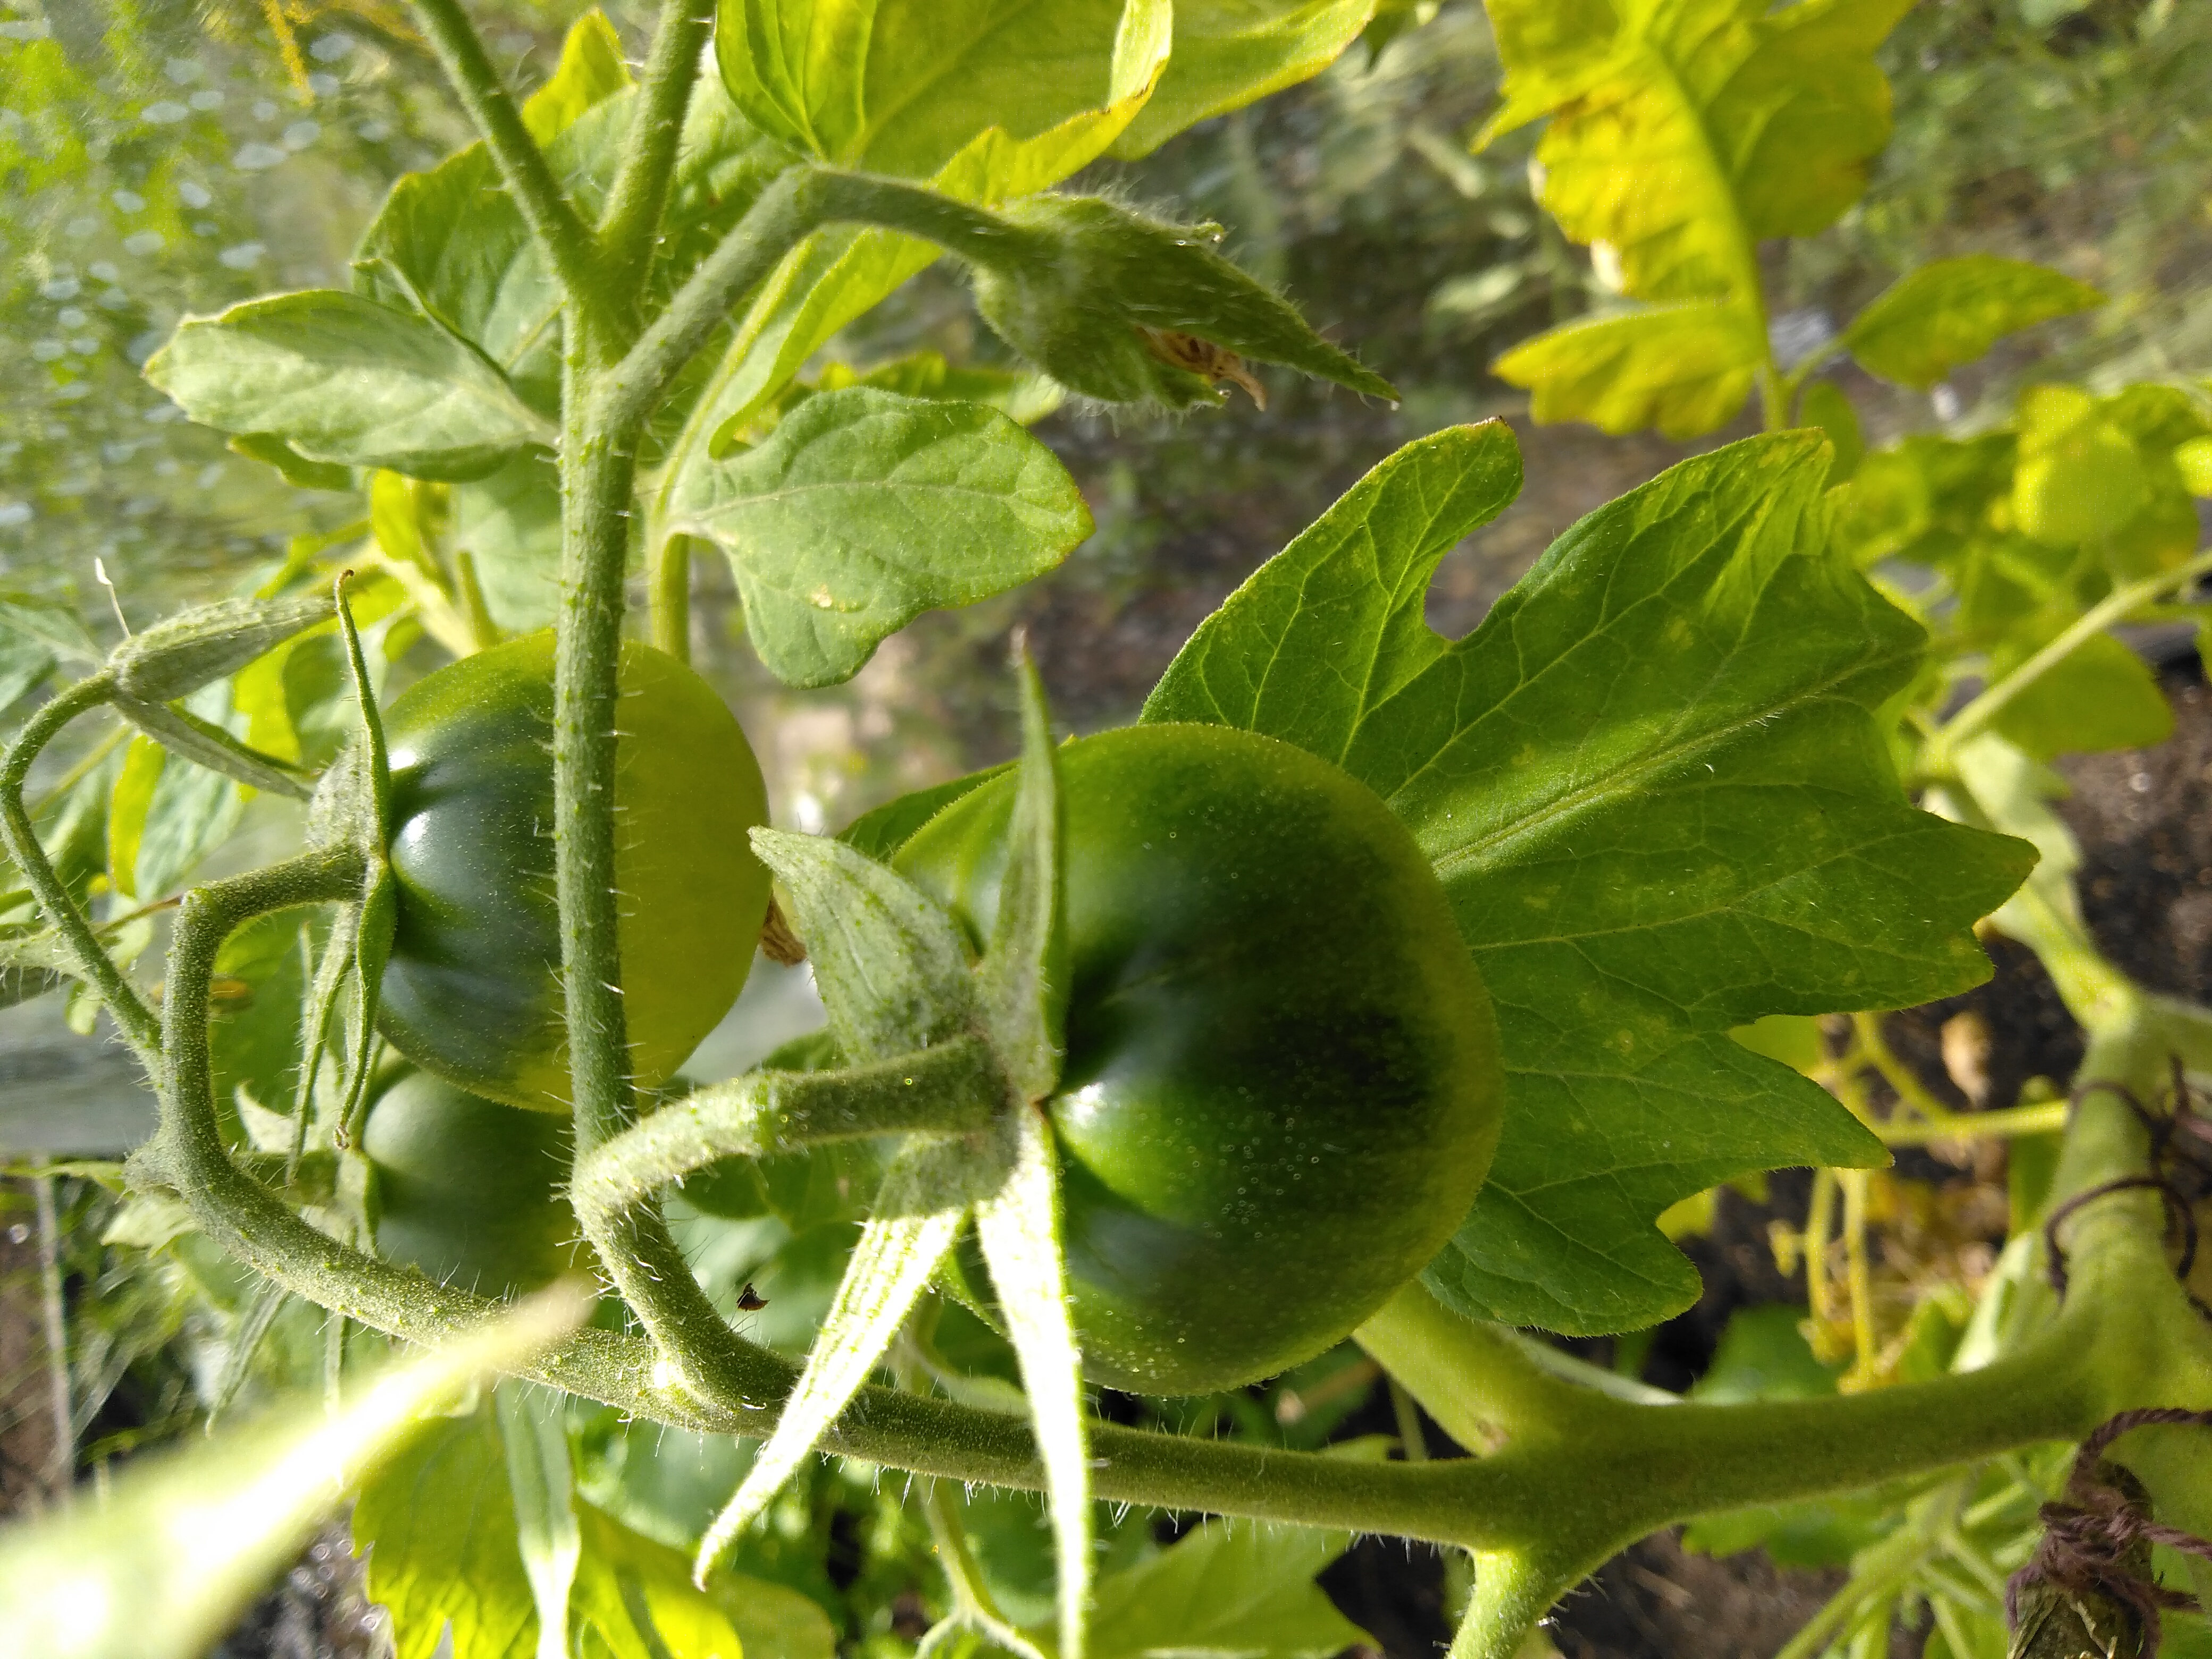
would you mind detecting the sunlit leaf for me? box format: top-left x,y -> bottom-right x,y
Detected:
1109,0 -> 1378,160
1149,429 -> 2030,1331
1493,300 -> 1764,438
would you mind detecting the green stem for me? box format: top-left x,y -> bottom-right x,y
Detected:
1927,544 -> 2212,769
596,0 -> 716,308
1449,1549 -> 1570,1659
649,533 -> 691,662
1875,1100 -> 2071,1146
568,1038 -> 1001,1254
408,0 -> 612,333
601,167 -> 1035,434
0,674 -> 160,1066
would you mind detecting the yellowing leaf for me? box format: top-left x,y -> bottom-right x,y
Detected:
2012,383 -> 2150,546
1482,0 -> 1914,305
1493,300 -> 1763,438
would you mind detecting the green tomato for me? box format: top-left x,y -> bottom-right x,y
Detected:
377,631 -> 771,1112
362,1069 -> 582,1296
895,724 -> 1501,1394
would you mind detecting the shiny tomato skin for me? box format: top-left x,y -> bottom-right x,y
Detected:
377,631 -> 771,1112
895,723 -> 1501,1395
362,1069 -> 582,1296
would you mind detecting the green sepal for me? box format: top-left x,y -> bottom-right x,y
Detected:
695,1135 -> 992,1583
494,1381 -> 581,1659
976,647 -> 1066,1103
747,827 -> 977,1060
338,867 -> 397,1147
110,591 -> 338,707
973,1102 -> 1091,1659
966,195 -> 1396,409
108,696 -> 317,801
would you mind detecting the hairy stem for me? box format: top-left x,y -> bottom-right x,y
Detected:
596,0 -> 716,308
408,0 -> 611,331
0,674 -> 160,1067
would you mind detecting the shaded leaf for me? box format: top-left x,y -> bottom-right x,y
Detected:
1147,430 -> 2030,1331
144,291 -> 547,481
671,387 -> 1091,687
1842,256 -> 2103,391
454,450 -> 563,635
1989,627 -> 2171,761
837,763 -> 1010,862
1493,300 -> 1763,439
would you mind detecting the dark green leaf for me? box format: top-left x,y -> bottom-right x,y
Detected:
670,387 -> 1091,688
144,291 -> 548,481
1147,430 -> 2031,1332
1842,257 -> 2104,391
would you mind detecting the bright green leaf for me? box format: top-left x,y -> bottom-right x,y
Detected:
208,910 -> 309,1138
2012,382 -> 2151,546
355,1405 -> 539,1659
1493,300 -> 1764,439
228,432 -> 356,492
1070,1518 -> 1370,1659
717,0 -> 1169,180
1148,430 -> 2031,1332
1108,0 -> 1378,160
144,291 -> 548,481
520,10 -> 632,145
497,1382 -> 582,1659
1841,256 -> 2103,390
572,1505 -> 757,1659
0,1300 -> 579,1659
669,387 -> 1091,687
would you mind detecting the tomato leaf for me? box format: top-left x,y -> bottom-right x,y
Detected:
750,827 -> 977,1059
144,291 -> 550,481
0,1298 -> 577,1659
519,10 -> 632,145
1841,256 -> 2104,391
1491,300 -> 1765,439
1482,0 -> 1913,300
1147,429 -> 2033,1333
454,451 -> 564,635
717,0 -> 1169,181
1108,0 -> 1378,161
1066,1517 -> 1371,1659
669,387 -> 1092,688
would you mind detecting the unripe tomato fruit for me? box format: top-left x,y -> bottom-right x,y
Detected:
362,1069 -> 582,1296
895,724 -> 1501,1395
376,631 -> 772,1112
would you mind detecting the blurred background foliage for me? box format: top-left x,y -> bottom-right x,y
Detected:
4,1 -> 2212,1654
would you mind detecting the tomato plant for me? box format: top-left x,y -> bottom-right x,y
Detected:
896,722 -> 1502,1394
378,629 -> 772,1112
3,4 -> 2210,1659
